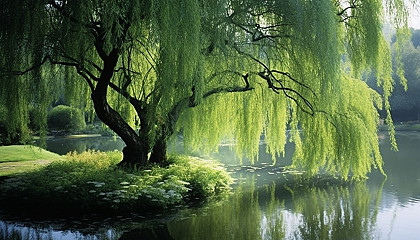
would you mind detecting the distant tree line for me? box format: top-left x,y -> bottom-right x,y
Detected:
368,29 -> 420,123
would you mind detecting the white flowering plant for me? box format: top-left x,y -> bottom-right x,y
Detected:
0,151 -> 232,214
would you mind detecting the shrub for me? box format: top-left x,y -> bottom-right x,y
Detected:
0,151 -> 233,214
47,105 -> 86,133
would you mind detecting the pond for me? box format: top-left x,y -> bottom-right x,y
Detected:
1,132 -> 419,239
33,135 -> 126,155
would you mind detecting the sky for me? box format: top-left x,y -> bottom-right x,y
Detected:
408,3 -> 420,29
408,7 -> 420,29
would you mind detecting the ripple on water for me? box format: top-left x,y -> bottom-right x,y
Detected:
376,195 -> 420,240
408,196 -> 420,204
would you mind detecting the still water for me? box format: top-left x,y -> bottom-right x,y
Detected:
1,132 -> 419,239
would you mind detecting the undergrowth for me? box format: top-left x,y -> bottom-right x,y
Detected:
0,151 -> 232,214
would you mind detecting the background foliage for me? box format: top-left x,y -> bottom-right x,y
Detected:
47,105 -> 86,133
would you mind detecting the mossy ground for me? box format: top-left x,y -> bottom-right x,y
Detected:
0,150 -> 232,215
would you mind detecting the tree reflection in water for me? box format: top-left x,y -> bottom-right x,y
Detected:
168,176 -> 383,240
168,176 -> 270,240
288,179 -> 383,240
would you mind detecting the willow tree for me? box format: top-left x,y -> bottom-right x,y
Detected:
0,0 -> 412,178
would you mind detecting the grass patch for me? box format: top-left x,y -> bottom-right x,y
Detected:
0,145 -> 63,176
0,145 -> 63,163
0,151 -> 233,214
0,160 -> 55,177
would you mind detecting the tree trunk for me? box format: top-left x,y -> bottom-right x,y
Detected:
119,145 -> 148,167
91,48 -> 149,167
149,136 -> 167,164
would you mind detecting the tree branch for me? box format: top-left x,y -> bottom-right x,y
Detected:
201,85 -> 254,101
75,69 -> 95,91
59,54 -> 100,81
258,71 -> 314,115
1,55 -> 97,92
227,13 -> 292,42
86,59 -> 103,72
166,73 -> 254,136
271,70 -> 316,96
234,46 -> 315,115
1,56 -> 49,77
108,81 -> 144,114
337,3 -> 360,16
47,0 -> 99,31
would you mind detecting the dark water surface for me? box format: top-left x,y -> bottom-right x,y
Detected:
1,132 -> 419,239
34,135 -> 125,155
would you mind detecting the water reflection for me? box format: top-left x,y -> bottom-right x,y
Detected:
2,132 -> 420,239
0,175 -> 407,240
169,177 -> 268,240
34,136 -> 124,155
118,225 -> 174,240
373,133 -> 420,204
165,175 -> 383,240
0,221 -> 121,240
370,132 -> 420,239
289,181 -> 383,240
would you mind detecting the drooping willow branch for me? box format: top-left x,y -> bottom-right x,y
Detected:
0,56 -> 49,77
270,70 -> 316,96
201,84 -> 253,100
0,55 -> 95,91
47,0 -> 101,36
227,14 -> 292,42
257,71 -> 315,115
166,72 -> 254,136
336,0 -> 360,23
234,46 -> 315,115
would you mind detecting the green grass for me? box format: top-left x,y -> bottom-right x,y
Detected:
0,145 -> 63,163
0,151 -> 233,213
0,145 -> 63,176
0,160 -> 56,177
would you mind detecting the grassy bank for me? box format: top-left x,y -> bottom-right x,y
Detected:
0,145 -> 63,176
0,145 -> 62,163
0,150 -> 232,214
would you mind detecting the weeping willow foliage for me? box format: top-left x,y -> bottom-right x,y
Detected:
177,0 -> 410,179
0,0 -> 412,178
